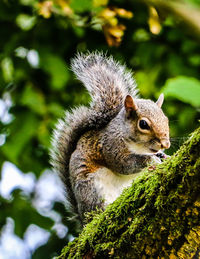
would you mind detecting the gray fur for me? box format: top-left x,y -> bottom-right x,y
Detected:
50,52 -> 170,221
71,51 -> 138,107
50,52 -> 138,215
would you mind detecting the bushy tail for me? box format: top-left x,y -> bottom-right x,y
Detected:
71,52 -> 138,115
50,52 -> 138,213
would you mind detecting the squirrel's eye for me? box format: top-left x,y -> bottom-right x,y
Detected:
139,120 -> 150,130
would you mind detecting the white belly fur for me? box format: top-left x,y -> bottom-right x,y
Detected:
94,168 -> 140,206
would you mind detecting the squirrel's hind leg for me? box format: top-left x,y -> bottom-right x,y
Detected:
69,150 -> 105,221
73,176 -> 105,221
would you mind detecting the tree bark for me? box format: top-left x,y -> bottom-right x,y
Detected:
58,126 -> 200,259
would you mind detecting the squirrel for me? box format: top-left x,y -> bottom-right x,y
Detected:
50,52 -> 170,222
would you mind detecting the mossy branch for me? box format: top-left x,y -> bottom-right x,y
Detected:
59,126 -> 200,258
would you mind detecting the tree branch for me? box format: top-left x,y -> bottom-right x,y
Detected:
59,126 -> 200,258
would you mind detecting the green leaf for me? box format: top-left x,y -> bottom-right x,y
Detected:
70,0 -> 92,12
40,54 -> 69,90
135,69 -> 159,98
1,112 -> 39,163
1,57 -> 14,82
20,0 -> 37,6
21,84 -> 46,115
188,54 -> 200,66
16,14 -> 36,31
48,103 -> 64,117
162,76 -> 200,107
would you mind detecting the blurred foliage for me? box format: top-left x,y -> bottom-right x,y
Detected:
0,0 -> 200,258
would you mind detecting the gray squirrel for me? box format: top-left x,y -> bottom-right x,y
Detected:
50,52 -> 170,222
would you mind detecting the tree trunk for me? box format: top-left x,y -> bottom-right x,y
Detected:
58,126 -> 200,259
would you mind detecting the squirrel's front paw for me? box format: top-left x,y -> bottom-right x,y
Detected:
147,155 -> 161,171
156,152 -> 170,161
150,155 -> 162,164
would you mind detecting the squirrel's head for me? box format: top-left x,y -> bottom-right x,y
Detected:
124,94 -> 170,155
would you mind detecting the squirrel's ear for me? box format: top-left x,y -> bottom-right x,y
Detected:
156,93 -> 164,108
124,95 -> 138,111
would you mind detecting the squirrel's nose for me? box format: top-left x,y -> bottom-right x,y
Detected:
160,139 -> 170,149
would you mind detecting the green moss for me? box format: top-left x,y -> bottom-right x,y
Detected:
59,126 -> 200,258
